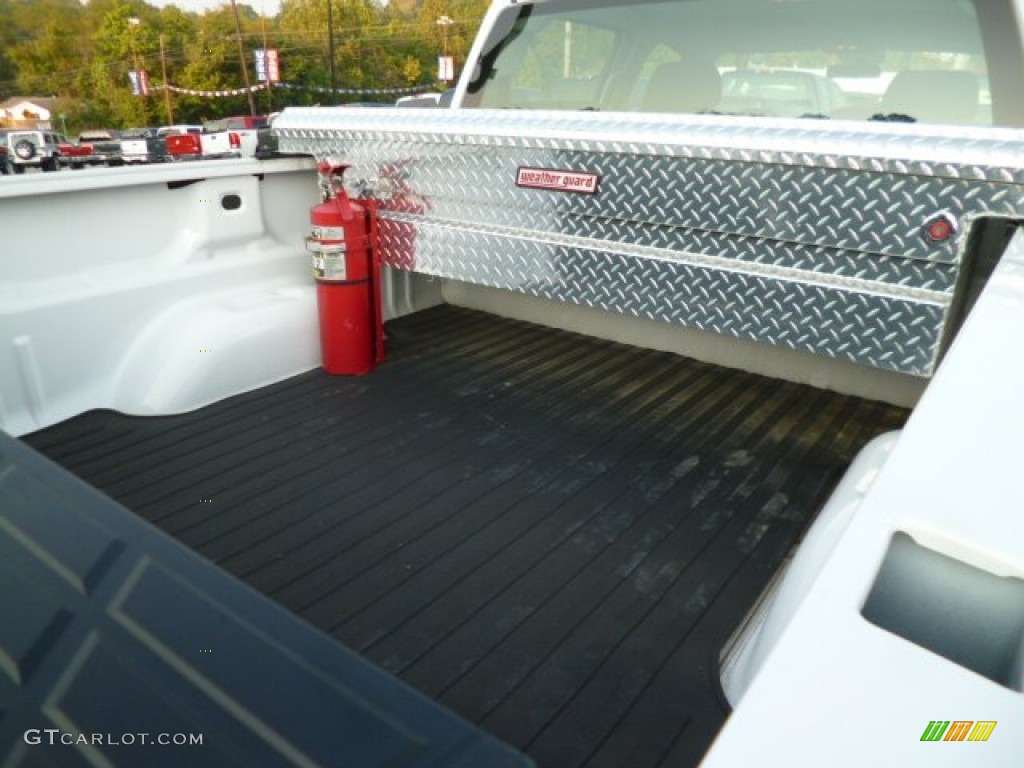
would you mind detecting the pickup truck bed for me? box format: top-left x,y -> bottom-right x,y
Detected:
26,304 -> 907,767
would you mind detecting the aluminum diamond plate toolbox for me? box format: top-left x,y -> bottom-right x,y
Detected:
275,108 -> 1024,376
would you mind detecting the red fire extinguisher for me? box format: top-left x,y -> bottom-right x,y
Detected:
306,162 -> 385,375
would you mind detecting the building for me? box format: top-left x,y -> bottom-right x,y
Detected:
0,97 -> 58,129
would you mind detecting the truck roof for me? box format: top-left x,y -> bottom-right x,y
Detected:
204,115 -> 269,132
157,124 -> 202,136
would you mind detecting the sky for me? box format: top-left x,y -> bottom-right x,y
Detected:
143,0 -> 391,15
145,0 -> 284,17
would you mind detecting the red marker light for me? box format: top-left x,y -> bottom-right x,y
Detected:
923,213 -> 957,244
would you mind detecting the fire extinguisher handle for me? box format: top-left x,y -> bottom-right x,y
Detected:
317,162 -> 354,214
317,161 -> 348,178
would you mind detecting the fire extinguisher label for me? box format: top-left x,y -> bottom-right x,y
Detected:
311,225 -> 346,241
312,251 -> 347,280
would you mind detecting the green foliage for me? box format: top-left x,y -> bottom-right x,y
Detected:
0,0 -> 491,129
401,56 -> 423,86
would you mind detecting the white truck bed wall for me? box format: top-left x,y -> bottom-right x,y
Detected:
0,159 -> 441,437
702,224 -> 1024,767
274,108 -> 1024,380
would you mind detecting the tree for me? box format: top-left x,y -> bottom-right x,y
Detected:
278,0 -> 382,100
96,6 -> 169,125
408,0 -> 488,85
0,1 -> 23,99
0,0 -> 494,127
7,0 -> 88,99
152,7 -> 200,122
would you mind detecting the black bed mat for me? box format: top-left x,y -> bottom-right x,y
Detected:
26,304 -> 909,768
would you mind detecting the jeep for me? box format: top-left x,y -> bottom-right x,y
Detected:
4,129 -> 62,173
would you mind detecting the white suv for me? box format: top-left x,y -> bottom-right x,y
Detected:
3,130 -> 62,173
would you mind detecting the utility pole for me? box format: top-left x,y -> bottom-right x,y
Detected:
327,0 -> 337,95
127,15 -> 146,105
437,15 -> 455,82
230,0 -> 257,116
563,21 -> 573,79
261,1 -> 273,112
127,17 -> 142,75
159,34 -> 174,124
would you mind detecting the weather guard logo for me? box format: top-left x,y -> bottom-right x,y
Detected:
515,167 -> 600,195
920,720 -> 997,742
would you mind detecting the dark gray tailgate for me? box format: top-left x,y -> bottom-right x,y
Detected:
0,427 -> 532,767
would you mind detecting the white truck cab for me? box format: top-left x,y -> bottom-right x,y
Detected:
454,0 -> 1023,127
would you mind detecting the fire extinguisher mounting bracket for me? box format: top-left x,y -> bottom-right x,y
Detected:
308,225 -> 346,242
305,238 -> 346,255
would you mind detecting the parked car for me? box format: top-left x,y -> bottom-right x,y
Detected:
204,115 -> 270,131
254,112 -> 311,159
2,129 -> 63,173
166,115 -> 269,161
118,127 -> 168,164
396,92 -> 443,108
253,112 -> 281,158
77,130 -> 123,166
156,124 -> 203,138
54,136 -> 101,169
394,89 -> 454,109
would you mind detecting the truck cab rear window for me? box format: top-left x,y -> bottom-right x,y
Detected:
464,0 -> 1018,128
